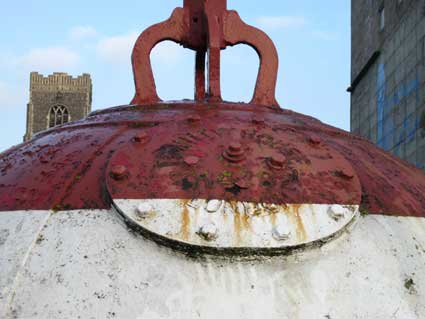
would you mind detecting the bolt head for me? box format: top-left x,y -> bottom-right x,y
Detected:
252,119 -> 265,125
206,199 -> 222,212
223,142 -> 245,162
137,202 -> 153,214
328,205 -> 345,221
134,132 -> 149,143
187,199 -> 202,209
197,223 -> 218,241
272,224 -> 291,241
335,169 -> 354,180
184,156 -> 200,166
110,165 -> 128,180
235,180 -> 250,189
309,136 -> 322,145
135,203 -> 153,220
187,115 -> 201,123
268,154 -> 286,169
228,142 -> 242,152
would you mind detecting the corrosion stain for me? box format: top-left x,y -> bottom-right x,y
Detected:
231,201 -> 252,246
291,204 -> 307,242
233,212 -> 242,246
270,210 -> 277,227
179,199 -> 191,241
230,201 -> 242,245
242,208 -> 251,231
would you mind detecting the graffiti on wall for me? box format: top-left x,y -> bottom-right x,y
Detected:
376,63 -> 422,160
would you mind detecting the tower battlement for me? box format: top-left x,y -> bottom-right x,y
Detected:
30,72 -> 92,92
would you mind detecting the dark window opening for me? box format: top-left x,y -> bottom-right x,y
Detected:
48,105 -> 70,128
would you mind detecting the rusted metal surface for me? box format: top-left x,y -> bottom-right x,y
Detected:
1,0 -> 425,218
131,0 -> 279,106
0,103 -> 424,216
104,111 -> 362,206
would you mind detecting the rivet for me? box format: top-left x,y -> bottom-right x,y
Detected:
252,119 -> 265,125
309,136 -> 321,145
235,180 -> 250,189
267,154 -> 286,170
187,115 -> 201,123
236,202 -> 246,214
184,156 -> 200,166
272,224 -> 291,241
229,142 -> 242,152
110,165 -> 128,180
224,203 -> 235,215
223,142 -> 246,163
135,203 -> 153,219
327,205 -> 345,221
335,169 -> 354,180
197,223 -> 218,241
134,132 -> 149,143
206,199 -> 222,212
187,199 -> 202,209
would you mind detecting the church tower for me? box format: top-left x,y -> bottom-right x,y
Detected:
24,72 -> 92,141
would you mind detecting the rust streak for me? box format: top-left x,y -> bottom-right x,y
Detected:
180,199 -> 191,241
270,210 -> 277,227
291,204 -> 307,242
231,201 -> 242,245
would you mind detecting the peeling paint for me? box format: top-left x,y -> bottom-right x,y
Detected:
112,199 -> 358,254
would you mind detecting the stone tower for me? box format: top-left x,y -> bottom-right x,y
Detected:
24,72 -> 92,141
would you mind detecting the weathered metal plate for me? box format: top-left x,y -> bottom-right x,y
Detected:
112,198 -> 358,253
105,118 -> 362,206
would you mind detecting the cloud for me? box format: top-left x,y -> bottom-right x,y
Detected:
69,26 -> 98,41
96,32 -> 139,65
97,32 -> 183,65
151,41 -> 184,65
256,16 -> 307,30
18,47 -> 80,72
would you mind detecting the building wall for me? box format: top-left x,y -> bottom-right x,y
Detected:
350,0 -> 425,170
24,72 -> 92,141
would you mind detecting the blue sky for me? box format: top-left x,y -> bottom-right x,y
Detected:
0,0 -> 350,152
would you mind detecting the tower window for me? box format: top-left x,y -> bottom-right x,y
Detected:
48,105 -> 70,128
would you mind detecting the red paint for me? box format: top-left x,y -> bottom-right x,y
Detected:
223,142 -> 246,163
0,103 -> 424,216
110,165 -> 128,181
131,0 -> 279,107
133,132 -> 149,143
268,155 -> 287,170
309,136 -> 322,146
184,156 -> 200,166
0,1 -> 425,218
235,180 -> 250,190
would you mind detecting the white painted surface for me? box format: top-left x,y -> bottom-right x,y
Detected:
0,210 -> 50,313
0,208 -> 424,319
113,199 -> 358,249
